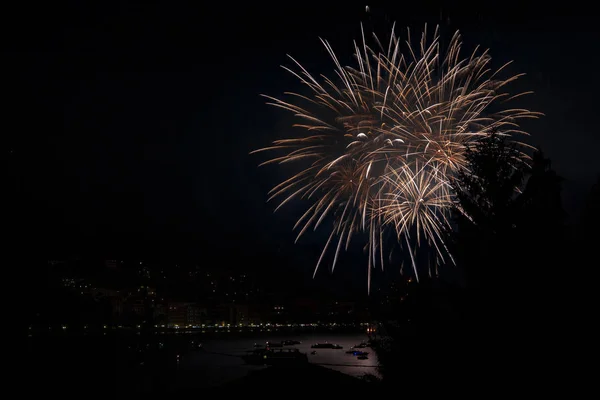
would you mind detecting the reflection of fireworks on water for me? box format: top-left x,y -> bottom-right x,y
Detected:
252,24 -> 540,292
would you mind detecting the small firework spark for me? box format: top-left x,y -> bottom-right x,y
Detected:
252,23 -> 540,292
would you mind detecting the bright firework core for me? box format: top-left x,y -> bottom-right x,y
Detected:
252,24 -> 540,292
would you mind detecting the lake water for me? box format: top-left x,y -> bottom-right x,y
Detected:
184,333 -> 379,386
27,331 -> 378,393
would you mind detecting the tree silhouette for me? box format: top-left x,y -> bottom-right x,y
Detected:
451,133 -> 526,291
513,150 -> 567,324
581,175 -> 600,245
575,175 -> 600,319
516,150 -> 566,280
450,134 -> 569,325
375,138 -> 571,387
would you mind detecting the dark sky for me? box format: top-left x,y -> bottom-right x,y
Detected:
5,2 -> 599,290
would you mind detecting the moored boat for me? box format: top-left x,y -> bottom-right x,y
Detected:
243,348 -> 308,365
311,342 -> 343,349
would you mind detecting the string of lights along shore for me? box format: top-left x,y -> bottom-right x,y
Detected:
252,22 -> 540,292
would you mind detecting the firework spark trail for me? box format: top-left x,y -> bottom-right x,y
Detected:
251,24 -> 540,292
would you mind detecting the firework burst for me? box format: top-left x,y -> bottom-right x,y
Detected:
252,24 -> 540,292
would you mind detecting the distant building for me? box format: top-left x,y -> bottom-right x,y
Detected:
245,304 -> 263,325
129,297 -> 145,316
291,298 -> 319,322
90,288 -> 124,317
167,303 -> 186,327
136,285 -> 155,297
209,303 -> 231,326
167,302 -> 204,327
186,304 -> 203,326
270,304 -> 289,323
230,304 -> 253,326
214,304 -> 262,326
61,277 -> 83,288
332,301 -> 355,315
110,296 -> 124,317
153,302 -> 168,324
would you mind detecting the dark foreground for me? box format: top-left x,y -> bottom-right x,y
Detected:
26,318 -> 595,397
26,332 -> 377,396
222,364 -> 373,392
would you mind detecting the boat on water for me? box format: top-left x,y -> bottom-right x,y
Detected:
346,350 -> 369,356
243,348 -> 308,365
282,340 -> 301,346
265,341 -> 283,348
311,343 -> 343,349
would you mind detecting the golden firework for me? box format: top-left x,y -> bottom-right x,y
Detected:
252,24 -> 540,292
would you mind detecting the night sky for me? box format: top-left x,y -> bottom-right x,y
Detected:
6,2 -> 599,290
